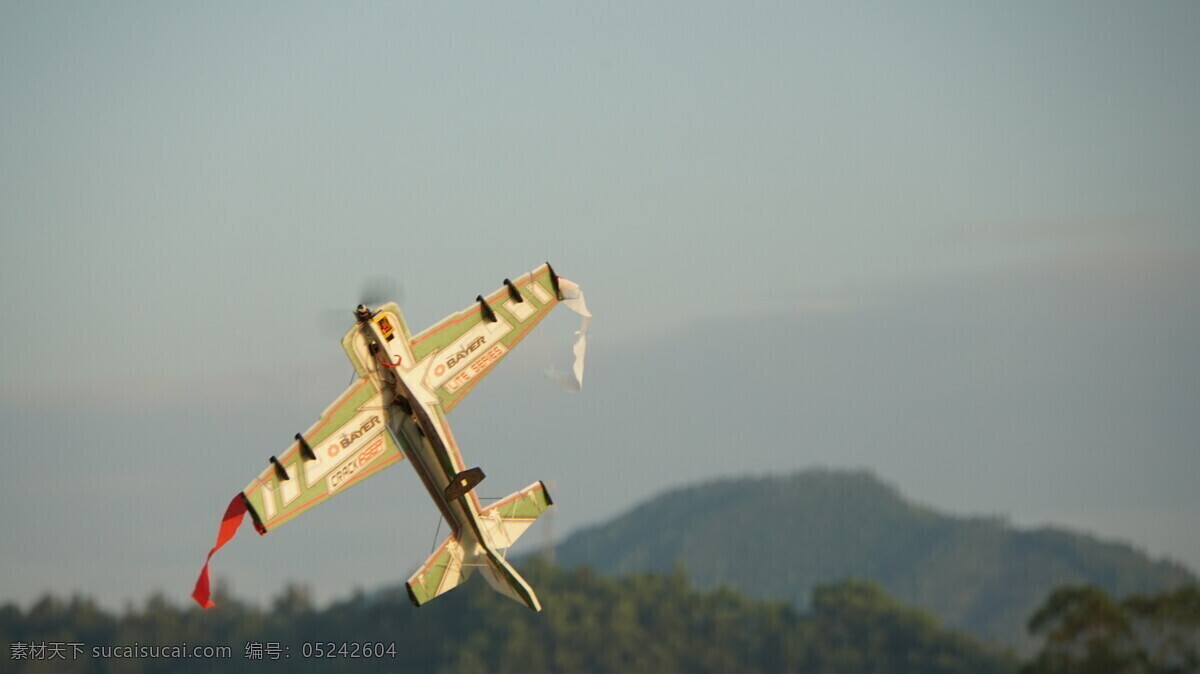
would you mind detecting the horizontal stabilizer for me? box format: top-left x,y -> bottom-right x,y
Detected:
406,533 -> 473,607
479,481 -> 553,550
474,481 -> 552,610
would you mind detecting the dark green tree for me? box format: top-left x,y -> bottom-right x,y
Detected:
1023,584 -> 1199,674
1124,585 -> 1200,673
3,564 -> 1017,673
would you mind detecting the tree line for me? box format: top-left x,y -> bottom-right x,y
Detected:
1,560 -> 1195,673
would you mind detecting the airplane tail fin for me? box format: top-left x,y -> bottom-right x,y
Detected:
478,550 -> 542,611
474,480 -> 553,611
405,532 -> 544,611
406,481 -> 553,610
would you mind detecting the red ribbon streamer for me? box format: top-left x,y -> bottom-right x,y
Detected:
191,493 -> 249,609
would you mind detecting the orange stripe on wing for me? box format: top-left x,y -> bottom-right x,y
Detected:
260,452 -> 405,530
412,266 -> 552,346
439,295 -> 558,412
277,378 -> 373,466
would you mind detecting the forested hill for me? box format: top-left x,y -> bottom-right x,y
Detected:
1,562 -> 1015,674
554,469 -> 1195,648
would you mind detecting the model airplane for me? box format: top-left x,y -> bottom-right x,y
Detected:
192,263 -> 589,612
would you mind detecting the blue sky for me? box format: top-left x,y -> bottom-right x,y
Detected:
2,2 -> 1198,607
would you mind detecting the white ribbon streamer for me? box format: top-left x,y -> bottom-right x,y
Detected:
555,278 -> 590,390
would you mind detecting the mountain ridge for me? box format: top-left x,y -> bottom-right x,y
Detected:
552,468 -> 1195,649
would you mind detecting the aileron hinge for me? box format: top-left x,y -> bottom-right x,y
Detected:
476,295 -> 498,323
269,456 -> 290,481
295,434 -> 316,462
546,261 -> 564,301
503,278 -> 523,303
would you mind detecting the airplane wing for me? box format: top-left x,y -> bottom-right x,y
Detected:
193,376 -> 405,607
409,262 -> 588,413
241,377 -> 405,533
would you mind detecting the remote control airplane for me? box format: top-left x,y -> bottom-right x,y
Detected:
193,263 -> 589,612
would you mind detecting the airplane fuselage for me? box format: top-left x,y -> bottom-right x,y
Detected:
352,307 -> 537,605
